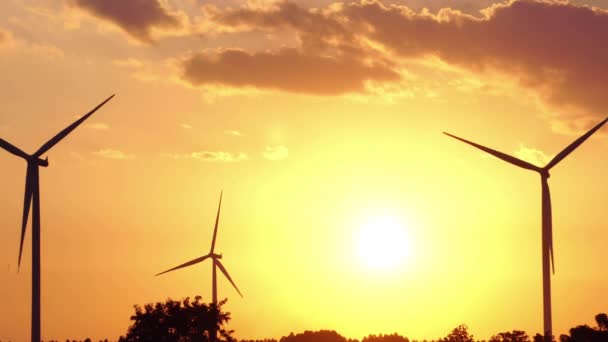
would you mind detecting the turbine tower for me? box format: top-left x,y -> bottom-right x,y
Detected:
444,117 -> 608,342
156,191 -> 243,340
0,94 -> 115,342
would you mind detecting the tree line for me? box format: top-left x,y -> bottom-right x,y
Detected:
2,297 -> 604,342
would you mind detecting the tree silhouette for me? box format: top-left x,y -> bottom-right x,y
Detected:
32,310 -> 608,342
489,330 -> 530,342
279,330 -> 357,342
440,325 -> 474,342
556,312 -> 608,342
567,325 -> 596,342
362,333 -> 409,342
118,296 -> 234,342
594,313 -> 608,331
533,333 -> 555,342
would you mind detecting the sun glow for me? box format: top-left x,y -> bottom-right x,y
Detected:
356,214 -> 410,271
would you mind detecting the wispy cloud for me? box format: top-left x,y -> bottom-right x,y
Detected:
0,27 -> 64,60
165,151 -> 248,162
180,123 -> 193,129
93,149 -> 135,160
86,122 -> 110,130
113,58 -> 144,68
263,145 -> 288,161
0,28 -> 13,46
69,151 -> 85,161
514,145 -> 552,167
224,129 -> 243,137
549,116 -> 608,136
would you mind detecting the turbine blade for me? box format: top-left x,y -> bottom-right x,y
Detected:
210,191 -> 223,254
155,254 -> 210,276
0,138 -> 29,160
215,259 -> 243,297
541,177 -> 555,274
18,166 -> 35,269
33,95 -> 115,157
545,117 -> 608,170
444,132 -> 541,172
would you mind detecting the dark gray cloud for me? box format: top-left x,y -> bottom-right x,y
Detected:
181,48 -> 400,95
197,0 -> 608,120
71,0 -> 181,43
339,0 -> 608,119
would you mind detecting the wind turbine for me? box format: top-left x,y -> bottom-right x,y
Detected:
444,117 -> 608,342
1,94 -> 115,342
156,191 -> 243,339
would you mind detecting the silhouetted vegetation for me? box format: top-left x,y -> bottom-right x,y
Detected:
280,330 -> 358,342
40,340 -> 112,342
558,312 -> 608,342
489,330 -> 530,342
362,333 -> 409,342
595,313 -> 608,331
28,310 -> 608,342
439,325 -> 474,342
117,296 -> 234,342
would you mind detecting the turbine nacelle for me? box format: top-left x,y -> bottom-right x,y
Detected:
539,168 -> 550,179
28,156 -> 49,167
210,253 -> 222,259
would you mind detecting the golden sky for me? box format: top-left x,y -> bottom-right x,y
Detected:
1,0 -> 608,341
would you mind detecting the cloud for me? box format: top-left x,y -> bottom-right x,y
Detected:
180,48 -> 400,95
180,123 -> 193,129
182,1 -> 401,95
263,145 -> 288,161
205,1 -> 351,41
337,0 -> 608,123
165,151 -> 248,162
0,28 -> 10,45
93,149 -> 135,160
24,4 -> 85,30
113,58 -> 144,68
224,130 -> 243,136
199,0 -> 608,126
69,0 -> 183,43
0,27 -> 64,60
27,43 -> 65,60
514,144 -> 553,167
0,33 -> 64,59
69,152 -> 85,161
549,115 -> 608,136
86,123 -> 110,130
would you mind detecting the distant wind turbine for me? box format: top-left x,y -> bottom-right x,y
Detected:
0,94 -> 115,342
156,191 -> 243,339
444,117 -> 608,342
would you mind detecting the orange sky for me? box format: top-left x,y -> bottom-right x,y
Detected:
1,0 -> 608,341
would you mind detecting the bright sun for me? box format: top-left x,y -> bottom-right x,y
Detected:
356,215 -> 410,271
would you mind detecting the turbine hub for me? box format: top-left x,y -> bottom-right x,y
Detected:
211,253 -> 222,259
540,169 -> 550,178
29,156 -> 49,167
